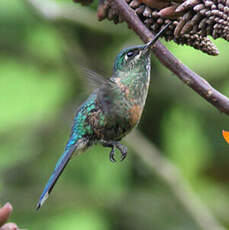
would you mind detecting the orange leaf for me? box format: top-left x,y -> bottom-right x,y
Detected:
222,130 -> 229,144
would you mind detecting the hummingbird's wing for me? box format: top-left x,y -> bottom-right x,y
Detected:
83,68 -> 116,90
84,68 -> 121,115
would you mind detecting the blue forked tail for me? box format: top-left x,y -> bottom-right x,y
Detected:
36,140 -> 79,210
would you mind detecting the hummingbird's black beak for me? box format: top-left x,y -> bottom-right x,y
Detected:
143,22 -> 172,53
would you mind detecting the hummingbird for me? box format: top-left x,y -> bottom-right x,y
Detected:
36,23 -> 170,210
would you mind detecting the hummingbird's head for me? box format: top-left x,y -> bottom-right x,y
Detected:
113,23 -> 171,73
113,42 -> 152,73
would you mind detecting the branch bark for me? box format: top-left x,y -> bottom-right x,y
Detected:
110,0 -> 229,115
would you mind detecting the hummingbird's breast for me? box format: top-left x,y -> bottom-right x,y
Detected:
111,69 -> 150,127
94,65 -> 151,141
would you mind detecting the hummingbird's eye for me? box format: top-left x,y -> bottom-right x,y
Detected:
127,51 -> 134,57
126,49 -> 139,58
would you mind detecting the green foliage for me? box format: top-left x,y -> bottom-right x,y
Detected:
0,59 -> 68,132
26,25 -> 64,62
162,106 -> 210,181
47,209 -> 110,230
167,39 -> 229,79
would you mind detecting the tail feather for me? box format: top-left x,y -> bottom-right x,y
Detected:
36,142 -> 78,210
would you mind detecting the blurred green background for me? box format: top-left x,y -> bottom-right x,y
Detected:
1,0 -> 229,229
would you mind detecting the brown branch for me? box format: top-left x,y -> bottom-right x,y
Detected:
110,0 -> 229,115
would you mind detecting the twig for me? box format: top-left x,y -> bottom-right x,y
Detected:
110,0 -> 229,115
126,130 -> 226,230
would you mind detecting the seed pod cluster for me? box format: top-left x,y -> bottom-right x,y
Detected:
96,0 -> 219,55
173,0 -> 229,41
97,0 -> 124,23
73,0 -> 221,55
134,0 -> 229,42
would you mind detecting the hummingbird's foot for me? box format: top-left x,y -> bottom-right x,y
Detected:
101,140 -> 128,162
116,142 -> 127,161
109,145 -> 116,162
